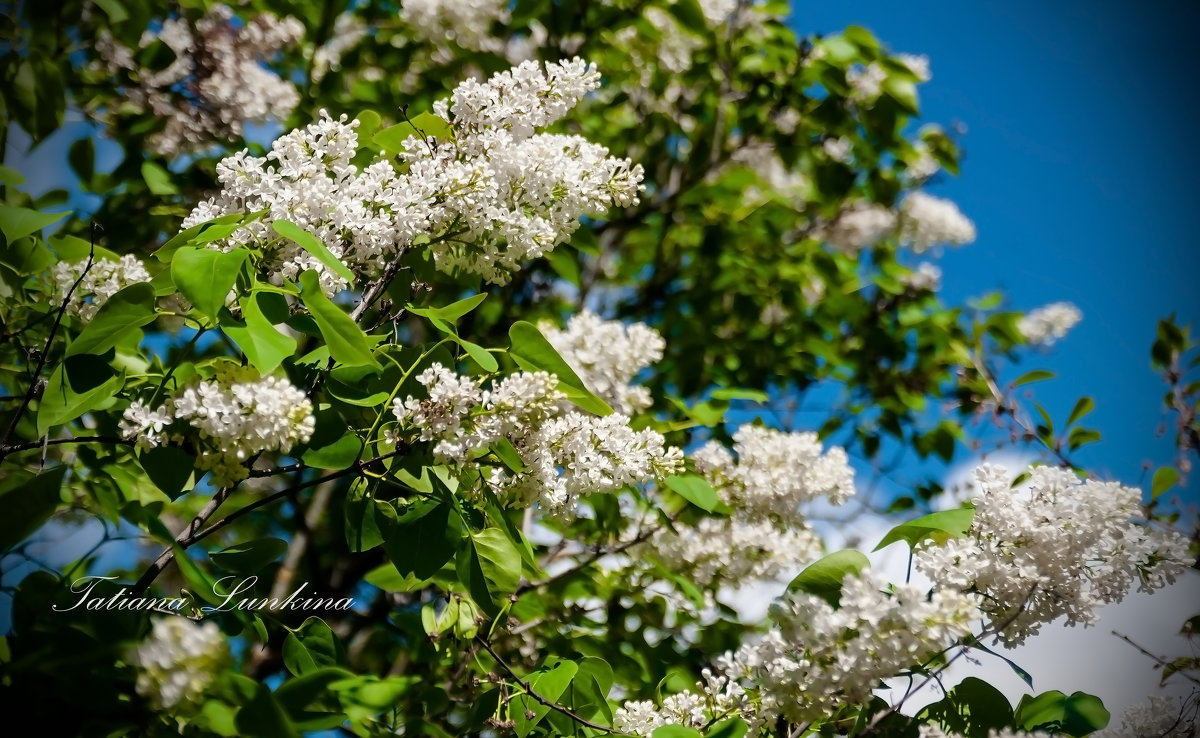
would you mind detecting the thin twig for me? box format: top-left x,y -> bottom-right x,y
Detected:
1114,629 -> 1200,687
475,635 -> 614,733
0,223 -> 100,459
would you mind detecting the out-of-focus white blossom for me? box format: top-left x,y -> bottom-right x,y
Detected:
186,59 -> 640,293
312,14 -> 367,82
52,255 -> 152,322
400,0 -> 509,52
915,464 -> 1192,646
920,727 -> 1051,738
1018,301 -> 1082,346
718,572 -> 980,723
129,617 -> 228,710
902,262 -> 942,292
95,5 -> 303,155
120,366 -> 315,486
541,311 -> 664,415
898,191 -> 976,252
847,62 -> 887,101
898,53 -> 932,82
1096,693 -> 1199,738
823,136 -> 852,162
908,142 -> 941,181
824,202 -> 897,254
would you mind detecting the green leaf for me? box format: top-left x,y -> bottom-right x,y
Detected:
66,282 -> 157,357
139,445 -> 196,500
0,204 -> 68,243
274,667 -> 354,732
211,537 -> 289,574
363,563 -> 429,592
650,727 -> 702,738
0,467 -> 65,550
382,500 -> 459,579
873,506 -> 975,552
453,335 -> 499,372
224,292 -> 297,373
666,0 -> 706,33
236,683 -> 300,738
458,527 -> 522,613
172,246 -> 248,322
1066,397 -> 1095,426
156,211 -> 246,262
708,718 -> 749,738
173,542 -> 223,605
663,474 -> 720,512
68,137 -> 95,183
508,321 -> 611,416
1014,370 -> 1055,386
513,660 -> 579,737
272,220 -> 353,285
1014,690 -> 1109,737
408,293 -> 487,324
1152,467 -> 1180,500
710,388 -> 770,403
283,617 -> 345,677
970,639 -> 1034,688
344,484 -> 396,553
786,549 -> 870,607
918,677 -> 1013,738
141,161 -> 179,196
373,112 -> 452,154
491,437 -> 526,473
36,353 -> 124,435
546,248 -> 581,287
298,270 -> 380,369
301,432 -> 363,470
0,166 -> 25,186
1067,427 -> 1101,450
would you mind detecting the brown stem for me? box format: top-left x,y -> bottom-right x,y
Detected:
475,635 -> 614,733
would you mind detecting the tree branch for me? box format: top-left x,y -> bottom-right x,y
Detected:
475,634 -> 614,733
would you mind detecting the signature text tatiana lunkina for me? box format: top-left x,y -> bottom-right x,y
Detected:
54,576 -> 355,614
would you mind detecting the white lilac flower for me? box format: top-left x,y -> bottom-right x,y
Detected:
847,62 -> 887,101
129,617 -> 228,710
120,366 -> 315,486
716,571 -> 981,724
1096,693 -> 1199,738
1018,301 -> 1082,346
920,727 -> 1052,738
614,668 -> 749,736
823,136 -> 852,162
898,191 -> 976,253
540,311 -> 665,415
824,202 -> 897,254
185,58 -> 641,294
902,262 -> 942,292
694,425 -> 856,526
645,515 -> 823,589
915,464 -> 1191,646
52,255 -> 153,322
392,360 -> 682,512
95,5 -> 303,156
898,53 -> 932,82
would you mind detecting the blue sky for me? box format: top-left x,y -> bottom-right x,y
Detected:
794,0 -> 1200,499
